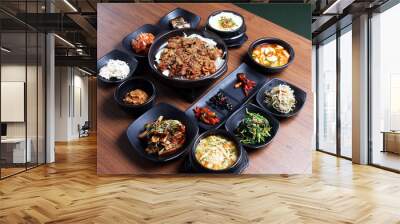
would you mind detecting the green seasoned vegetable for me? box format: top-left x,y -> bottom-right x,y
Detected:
234,109 -> 271,145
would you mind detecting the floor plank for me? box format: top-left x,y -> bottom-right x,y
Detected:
0,135 -> 399,224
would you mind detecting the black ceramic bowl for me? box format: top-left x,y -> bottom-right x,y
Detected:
97,49 -> 138,84
222,31 -> 246,44
122,24 -> 162,60
114,77 -> 156,114
225,103 -> 279,149
158,8 -> 201,31
206,10 -> 246,38
256,78 -> 307,118
190,129 -> 244,173
126,103 -> 199,163
247,37 -> 295,74
148,28 -> 228,88
205,26 -> 248,48
224,33 -> 248,48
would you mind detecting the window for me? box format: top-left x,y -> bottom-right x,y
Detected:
370,3 -> 400,171
0,1 -> 46,179
317,36 -> 337,154
339,27 -> 352,158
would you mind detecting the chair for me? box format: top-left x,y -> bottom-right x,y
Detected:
79,121 -> 90,138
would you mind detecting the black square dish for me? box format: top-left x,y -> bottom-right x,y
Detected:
126,103 -> 199,162
256,78 -> 307,118
158,8 -> 201,30
97,49 -> 138,84
225,103 -> 279,149
122,24 -> 162,60
185,63 -> 268,131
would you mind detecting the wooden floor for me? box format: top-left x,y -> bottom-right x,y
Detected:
373,150 -> 400,171
0,136 -> 400,224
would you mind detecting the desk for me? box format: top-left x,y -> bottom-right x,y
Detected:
382,131 -> 400,154
1,138 -> 31,163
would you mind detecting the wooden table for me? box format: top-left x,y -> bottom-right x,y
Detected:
97,3 -> 313,174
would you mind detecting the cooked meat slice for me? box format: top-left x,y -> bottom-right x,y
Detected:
157,35 -> 223,80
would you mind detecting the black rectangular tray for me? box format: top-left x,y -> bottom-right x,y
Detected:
185,63 -> 268,131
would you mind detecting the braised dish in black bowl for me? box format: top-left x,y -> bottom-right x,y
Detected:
126,103 -> 199,162
148,28 -> 228,88
114,77 -> 156,114
190,129 -> 245,173
247,37 -> 295,74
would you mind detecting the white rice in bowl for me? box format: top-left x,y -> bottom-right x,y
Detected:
99,59 -> 130,80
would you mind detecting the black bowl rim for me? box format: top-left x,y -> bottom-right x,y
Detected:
256,78 -> 307,118
97,49 -> 138,84
147,28 -> 228,83
122,24 -> 162,59
127,102 -> 199,162
247,37 -> 295,70
191,129 -> 244,172
158,7 -> 201,30
206,10 -> 245,34
114,77 -> 157,109
224,103 -> 280,149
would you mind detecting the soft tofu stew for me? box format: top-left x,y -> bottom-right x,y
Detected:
252,43 -> 290,67
195,135 -> 238,170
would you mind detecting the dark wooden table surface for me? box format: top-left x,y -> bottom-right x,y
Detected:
97,3 -> 313,174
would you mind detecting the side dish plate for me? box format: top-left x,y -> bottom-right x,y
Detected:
126,103 -> 199,162
225,103 -> 279,149
256,78 -> 307,118
158,8 -> 201,31
122,24 -> 162,60
185,63 -> 268,131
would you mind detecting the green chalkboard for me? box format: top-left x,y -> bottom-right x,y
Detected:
236,3 -> 311,40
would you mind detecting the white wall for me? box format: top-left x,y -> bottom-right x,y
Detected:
1,65 -> 38,138
54,66 -> 89,141
1,63 -> 46,164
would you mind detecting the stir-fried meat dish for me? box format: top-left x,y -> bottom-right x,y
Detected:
138,116 -> 186,157
157,36 -> 223,80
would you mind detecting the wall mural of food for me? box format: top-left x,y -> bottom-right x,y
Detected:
97,3 -> 312,175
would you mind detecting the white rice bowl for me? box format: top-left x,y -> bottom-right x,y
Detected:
208,11 -> 243,32
154,33 -> 225,78
99,59 -> 130,80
